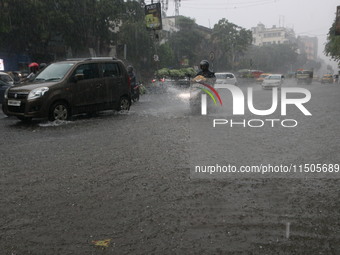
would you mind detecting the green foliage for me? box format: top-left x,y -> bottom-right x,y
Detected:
157,43 -> 175,68
212,18 -> 253,70
155,68 -> 170,77
325,19 -> 340,63
240,44 -> 302,73
167,16 -> 206,68
0,0 -> 125,60
154,67 -> 196,78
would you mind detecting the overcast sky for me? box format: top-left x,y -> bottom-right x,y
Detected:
147,0 -> 339,68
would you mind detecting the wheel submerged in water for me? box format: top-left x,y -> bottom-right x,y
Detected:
49,101 -> 70,121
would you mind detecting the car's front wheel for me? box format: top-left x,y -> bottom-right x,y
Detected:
49,101 -> 70,121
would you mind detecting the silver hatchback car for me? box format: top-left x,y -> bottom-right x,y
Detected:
215,72 -> 238,85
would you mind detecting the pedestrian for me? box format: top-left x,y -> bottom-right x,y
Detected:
26,63 -> 39,81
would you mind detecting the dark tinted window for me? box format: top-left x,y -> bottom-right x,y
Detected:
0,74 -> 13,83
101,63 -> 121,77
74,63 -> 99,80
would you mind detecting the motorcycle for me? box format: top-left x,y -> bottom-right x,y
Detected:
189,75 -> 217,114
131,83 -> 140,102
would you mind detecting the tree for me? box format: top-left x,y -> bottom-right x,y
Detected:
0,0 -> 127,61
325,18 -> 340,63
168,16 -> 207,68
117,0 -> 155,78
157,43 -> 176,68
211,18 -> 252,71
240,44 -> 305,73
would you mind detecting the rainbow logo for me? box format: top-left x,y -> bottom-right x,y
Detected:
195,83 -> 223,106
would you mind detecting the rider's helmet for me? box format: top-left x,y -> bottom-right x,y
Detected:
127,65 -> 133,73
200,60 -> 209,71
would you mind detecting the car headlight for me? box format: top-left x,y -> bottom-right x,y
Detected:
4,88 -> 9,99
28,87 -> 49,100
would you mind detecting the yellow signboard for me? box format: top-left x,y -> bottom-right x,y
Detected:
145,3 -> 162,30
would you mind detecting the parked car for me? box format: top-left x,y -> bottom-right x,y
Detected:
3,57 -> 131,121
320,74 -> 333,84
262,74 -> 284,89
0,72 -> 14,104
0,71 -> 14,86
215,72 -> 237,85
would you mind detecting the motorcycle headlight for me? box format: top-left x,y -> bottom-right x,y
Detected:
28,87 -> 49,100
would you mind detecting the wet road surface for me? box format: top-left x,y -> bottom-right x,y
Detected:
0,80 -> 339,254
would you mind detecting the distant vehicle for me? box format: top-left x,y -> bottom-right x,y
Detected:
3,57 -> 131,121
320,74 -> 334,84
0,71 -> 14,86
296,69 -> 313,84
0,72 -> 14,105
237,69 -> 263,78
256,73 -> 271,83
215,72 -> 237,85
250,70 -> 264,78
262,74 -> 284,89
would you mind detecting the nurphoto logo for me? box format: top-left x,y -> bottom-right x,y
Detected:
197,84 -> 312,128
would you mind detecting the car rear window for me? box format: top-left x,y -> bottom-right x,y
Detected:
101,63 -> 121,77
216,73 -> 234,79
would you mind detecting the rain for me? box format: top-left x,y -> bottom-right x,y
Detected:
0,1 -> 339,254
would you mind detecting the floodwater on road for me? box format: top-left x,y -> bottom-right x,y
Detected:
0,80 -> 339,254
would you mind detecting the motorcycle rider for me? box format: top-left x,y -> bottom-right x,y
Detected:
195,60 -> 215,79
127,65 -> 139,100
127,65 -> 136,88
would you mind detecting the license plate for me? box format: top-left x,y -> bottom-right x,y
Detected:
8,100 -> 21,106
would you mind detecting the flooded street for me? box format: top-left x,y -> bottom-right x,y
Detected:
1,80 -> 339,254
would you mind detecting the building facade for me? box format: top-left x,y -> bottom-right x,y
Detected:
159,16 -> 179,44
297,36 -> 318,61
251,23 -> 296,46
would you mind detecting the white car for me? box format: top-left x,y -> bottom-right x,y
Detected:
262,74 -> 284,89
215,72 -> 238,85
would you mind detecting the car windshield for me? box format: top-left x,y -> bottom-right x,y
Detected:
297,71 -> 311,74
267,75 -> 281,80
35,63 -> 74,81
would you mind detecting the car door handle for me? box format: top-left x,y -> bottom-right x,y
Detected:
96,84 -> 103,88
